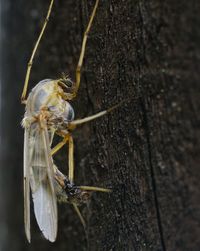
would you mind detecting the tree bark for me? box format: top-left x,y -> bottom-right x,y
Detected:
1,0 -> 200,250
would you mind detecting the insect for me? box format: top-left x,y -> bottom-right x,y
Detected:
21,0 -> 118,243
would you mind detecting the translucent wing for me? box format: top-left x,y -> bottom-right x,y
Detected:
24,121 -> 57,242
24,127 -> 31,242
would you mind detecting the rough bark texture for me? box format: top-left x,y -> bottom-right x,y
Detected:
1,0 -> 200,251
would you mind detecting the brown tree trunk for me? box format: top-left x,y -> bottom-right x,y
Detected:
1,0 -> 200,250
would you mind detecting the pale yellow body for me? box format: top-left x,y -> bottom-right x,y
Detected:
22,0 -> 113,243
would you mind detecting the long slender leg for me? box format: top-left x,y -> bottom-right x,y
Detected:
78,186 -> 111,193
72,203 -> 86,228
68,134 -> 74,183
72,185 -> 111,228
73,0 -> 100,96
51,134 -> 69,156
68,101 -> 123,129
67,135 -> 86,228
51,133 -> 74,182
21,0 -> 55,103
68,135 -> 86,228
67,133 -> 110,228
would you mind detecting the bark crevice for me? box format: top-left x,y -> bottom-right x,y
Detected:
140,98 -> 166,251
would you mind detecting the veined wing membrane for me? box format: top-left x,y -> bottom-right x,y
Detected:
24,121 -> 57,242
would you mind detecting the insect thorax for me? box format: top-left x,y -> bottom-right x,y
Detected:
23,79 -> 75,128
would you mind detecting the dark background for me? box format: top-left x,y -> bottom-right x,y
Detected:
1,0 -> 200,250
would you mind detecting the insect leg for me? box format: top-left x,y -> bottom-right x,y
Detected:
68,135 -> 74,183
68,101 -> 122,129
78,186 -> 111,193
51,134 -> 69,156
72,185 -> 111,228
21,0 -> 55,103
51,133 -> 74,182
67,135 -> 86,228
72,203 -> 86,228
73,0 -> 100,97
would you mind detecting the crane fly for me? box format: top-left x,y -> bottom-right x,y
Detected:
21,0 -> 119,243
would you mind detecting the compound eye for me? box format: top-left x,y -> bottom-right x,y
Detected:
64,78 -> 74,89
58,78 -> 74,91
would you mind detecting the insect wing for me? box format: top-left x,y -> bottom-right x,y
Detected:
24,122 -> 58,242
24,128 -> 31,242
